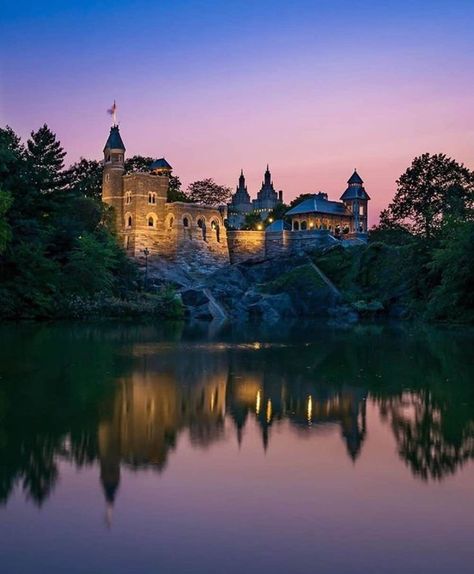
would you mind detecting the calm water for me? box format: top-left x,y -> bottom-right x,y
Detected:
1,321 -> 474,574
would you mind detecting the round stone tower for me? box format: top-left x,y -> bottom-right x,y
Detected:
102,125 -> 126,233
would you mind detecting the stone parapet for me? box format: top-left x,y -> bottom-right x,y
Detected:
227,229 -> 336,264
227,230 -> 266,264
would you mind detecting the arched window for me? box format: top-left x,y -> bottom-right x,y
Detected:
197,218 -> 204,229
183,217 -> 189,228
148,216 -> 155,227
211,220 -> 220,242
169,216 -> 174,228
125,192 -> 132,205
293,221 -> 300,231
148,192 -> 157,204
127,215 -> 132,228
301,221 -> 307,230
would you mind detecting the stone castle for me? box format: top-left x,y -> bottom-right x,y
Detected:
102,124 -> 370,267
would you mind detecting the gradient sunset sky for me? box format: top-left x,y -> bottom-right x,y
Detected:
1,0 -> 473,221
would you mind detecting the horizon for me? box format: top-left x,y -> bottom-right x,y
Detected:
1,0 -> 474,223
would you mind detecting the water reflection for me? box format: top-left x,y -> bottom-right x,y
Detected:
0,321 -> 473,509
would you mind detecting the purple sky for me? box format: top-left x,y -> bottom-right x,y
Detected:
1,0 -> 473,222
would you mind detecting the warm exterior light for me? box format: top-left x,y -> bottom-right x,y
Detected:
257,224 -> 263,230
268,217 -> 273,223
309,222 -> 314,228
266,399 -> 272,423
256,390 -> 261,415
307,396 -> 313,422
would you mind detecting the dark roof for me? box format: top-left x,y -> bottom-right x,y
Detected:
286,195 -> 352,217
340,186 -> 371,201
347,170 -> 363,185
266,219 -> 291,231
103,126 -> 125,152
150,157 -> 172,170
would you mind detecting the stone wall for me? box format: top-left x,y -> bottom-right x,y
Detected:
132,202 -> 229,270
227,229 -> 335,264
227,230 -> 266,264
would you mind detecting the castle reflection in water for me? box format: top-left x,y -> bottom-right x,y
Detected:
1,322 -> 474,510
98,343 -> 367,506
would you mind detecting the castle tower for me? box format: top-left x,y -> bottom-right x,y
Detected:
252,165 -> 281,220
263,164 -> 272,188
227,169 -> 253,229
122,157 -> 171,256
232,169 -> 251,205
102,125 -> 126,233
340,170 -> 370,233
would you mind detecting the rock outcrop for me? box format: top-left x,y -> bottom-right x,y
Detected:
159,254 -> 355,323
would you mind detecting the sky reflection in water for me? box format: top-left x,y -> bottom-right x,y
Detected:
1,321 -> 474,574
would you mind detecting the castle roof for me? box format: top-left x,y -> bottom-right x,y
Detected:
150,158 -> 172,170
103,126 -> 125,152
340,170 -> 370,201
286,195 -> 352,217
340,186 -> 370,201
347,170 -> 364,185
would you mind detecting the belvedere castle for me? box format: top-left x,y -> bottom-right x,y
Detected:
102,125 -> 370,267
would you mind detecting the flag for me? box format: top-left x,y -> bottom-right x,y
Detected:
107,101 -> 117,116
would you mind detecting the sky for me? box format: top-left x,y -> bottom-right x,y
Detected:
1,0 -> 473,222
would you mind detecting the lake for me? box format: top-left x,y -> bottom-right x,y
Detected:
1,320 -> 474,574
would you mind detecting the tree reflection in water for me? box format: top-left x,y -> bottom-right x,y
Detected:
0,321 -> 473,507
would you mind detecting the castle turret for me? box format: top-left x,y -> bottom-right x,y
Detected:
227,169 -> 253,229
340,170 -> 370,233
252,165 -> 281,220
102,125 -> 126,233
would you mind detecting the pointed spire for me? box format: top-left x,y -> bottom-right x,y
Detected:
103,125 -> 125,152
347,169 -> 363,185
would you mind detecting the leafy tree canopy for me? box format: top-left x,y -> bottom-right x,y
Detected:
65,158 -> 103,200
27,124 -> 67,195
382,153 -> 474,238
186,178 -> 231,206
241,212 -> 264,230
266,202 -> 290,223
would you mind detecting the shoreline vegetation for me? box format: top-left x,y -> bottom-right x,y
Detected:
0,125 -> 473,323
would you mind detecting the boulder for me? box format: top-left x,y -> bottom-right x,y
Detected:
247,293 -> 294,322
181,288 -> 210,307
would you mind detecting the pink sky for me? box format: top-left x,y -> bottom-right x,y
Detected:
1,1 -> 473,225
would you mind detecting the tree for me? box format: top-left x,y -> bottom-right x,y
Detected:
63,233 -> 117,296
186,178 -> 231,206
65,158 -> 103,200
168,174 -> 191,202
27,124 -> 67,195
369,209 -> 415,245
427,220 -> 474,322
267,202 -> 289,223
242,212 -> 263,230
0,188 -> 12,252
124,155 -> 154,173
385,154 -> 474,238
